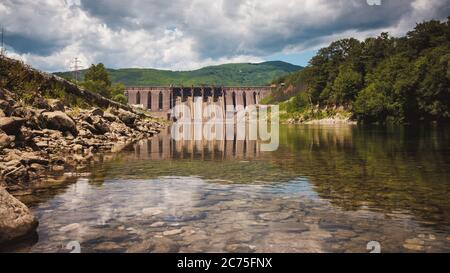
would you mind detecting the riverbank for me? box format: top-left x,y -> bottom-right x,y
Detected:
0,56 -> 165,245
281,107 -> 357,125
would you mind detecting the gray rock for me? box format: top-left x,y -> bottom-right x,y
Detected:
0,186 -> 38,243
103,112 -> 117,122
0,99 -> 13,116
59,223 -> 81,232
90,108 -> 104,117
48,99 -> 65,112
0,117 -> 25,136
142,207 -> 163,216
91,116 -> 109,134
0,133 -> 14,149
259,212 -> 292,221
72,144 -> 83,152
41,111 -> 78,136
32,97 -> 51,110
224,244 -> 256,253
116,109 -> 137,125
93,241 -> 124,252
162,229 -> 183,236
150,221 -> 166,228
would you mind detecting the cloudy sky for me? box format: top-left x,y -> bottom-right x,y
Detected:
1,0 -> 449,72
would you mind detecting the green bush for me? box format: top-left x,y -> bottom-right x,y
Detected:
113,93 -> 127,104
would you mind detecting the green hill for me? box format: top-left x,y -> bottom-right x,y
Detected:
55,61 -> 302,86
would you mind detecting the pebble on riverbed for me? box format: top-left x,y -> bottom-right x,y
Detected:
403,238 -> 425,251
162,229 -> 184,236
150,222 -> 166,228
142,208 -> 163,216
258,212 -> 292,221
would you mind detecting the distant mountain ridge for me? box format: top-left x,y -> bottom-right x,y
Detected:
55,61 -> 303,87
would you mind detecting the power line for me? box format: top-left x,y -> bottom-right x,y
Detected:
70,57 -> 83,82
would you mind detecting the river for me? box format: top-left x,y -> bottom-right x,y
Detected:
5,124 -> 450,253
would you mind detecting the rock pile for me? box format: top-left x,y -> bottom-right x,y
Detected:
0,88 -> 163,190
0,86 -> 164,244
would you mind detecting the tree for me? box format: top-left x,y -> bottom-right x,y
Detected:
84,63 -> 111,86
414,48 -> 450,120
354,83 -> 389,123
330,65 -> 363,105
82,63 -> 128,104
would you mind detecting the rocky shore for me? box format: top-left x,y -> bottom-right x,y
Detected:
285,117 -> 357,125
0,88 -> 163,190
283,108 -> 357,125
0,56 -> 164,245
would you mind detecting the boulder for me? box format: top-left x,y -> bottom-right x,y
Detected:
0,133 -> 14,149
41,111 -> 78,136
48,99 -> 65,112
79,114 -> 92,124
80,121 -> 96,134
103,112 -> 117,122
0,187 -> 38,244
0,100 -> 13,116
0,117 -> 26,136
91,116 -> 109,134
90,108 -> 104,117
32,97 -> 51,110
11,107 -> 35,120
116,109 -> 137,125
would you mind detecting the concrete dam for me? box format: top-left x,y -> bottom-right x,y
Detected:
125,86 -> 273,119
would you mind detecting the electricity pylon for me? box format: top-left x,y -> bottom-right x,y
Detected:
70,57 -> 83,82
1,26 -> 5,56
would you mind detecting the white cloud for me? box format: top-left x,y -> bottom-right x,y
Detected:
1,0 -> 449,72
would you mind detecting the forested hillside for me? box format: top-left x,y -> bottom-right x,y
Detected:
267,17 -> 450,123
56,61 -> 302,87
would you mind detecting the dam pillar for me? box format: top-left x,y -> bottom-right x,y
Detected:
225,89 -> 235,112
141,90 -> 149,109
127,89 -> 138,105
162,88 -> 170,111
151,90 -> 159,111
246,91 -> 255,106
236,90 -> 244,108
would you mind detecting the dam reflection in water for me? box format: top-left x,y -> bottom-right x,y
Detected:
132,126 -> 262,161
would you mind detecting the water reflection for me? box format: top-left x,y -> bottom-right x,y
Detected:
6,124 -> 450,253
133,127 -> 262,161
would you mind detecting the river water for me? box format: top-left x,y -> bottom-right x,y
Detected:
7,124 -> 450,253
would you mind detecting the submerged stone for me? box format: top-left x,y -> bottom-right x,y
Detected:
163,229 -> 183,236
0,187 -> 38,243
259,212 -> 292,221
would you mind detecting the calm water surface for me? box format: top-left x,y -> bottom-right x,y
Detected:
8,125 -> 450,253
